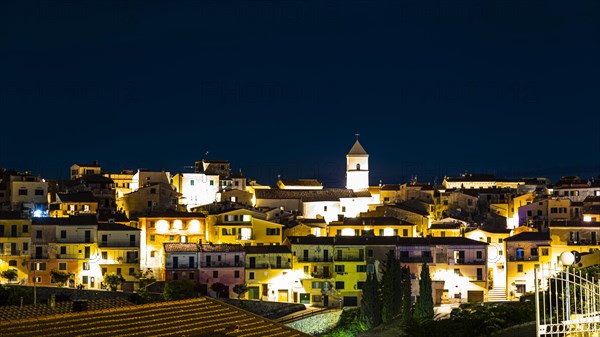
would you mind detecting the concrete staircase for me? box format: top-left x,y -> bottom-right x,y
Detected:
488,287 -> 507,302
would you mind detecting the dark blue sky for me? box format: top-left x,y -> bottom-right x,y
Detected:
1,0 -> 599,187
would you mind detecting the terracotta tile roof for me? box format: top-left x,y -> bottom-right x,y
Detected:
380,184 -> 401,191
201,243 -> 245,252
548,220 -> 600,228
278,179 -> 322,187
0,211 -> 23,220
0,298 -> 134,322
429,223 -> 462,230
32,215 -> 97,226
0,297 -> 309,337
140,210 -> 206,219
164,243 -> 201,252
287,236 -> 486,246
255,188 -> 359,202
97,222 -> 140,231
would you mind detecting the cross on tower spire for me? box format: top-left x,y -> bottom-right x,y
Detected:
355,132 -> 360,140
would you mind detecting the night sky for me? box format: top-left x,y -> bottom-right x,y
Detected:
1,1 -> 599,187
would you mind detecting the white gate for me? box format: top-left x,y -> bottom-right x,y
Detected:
535,266 -> 600,336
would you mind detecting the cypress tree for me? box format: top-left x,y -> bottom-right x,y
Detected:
413,262 -> 434,322
401,265 -> 413,324
380,251 -> 395,323
359,272 -> 381,329
392,257 -> 403,316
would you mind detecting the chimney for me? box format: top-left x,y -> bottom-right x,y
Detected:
49,294 -> 55,308
93,160 -> 98,166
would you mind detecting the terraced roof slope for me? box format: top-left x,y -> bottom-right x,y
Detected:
0,297 -> 310,337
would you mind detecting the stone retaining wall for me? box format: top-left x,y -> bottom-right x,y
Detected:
286,310 -> 343,335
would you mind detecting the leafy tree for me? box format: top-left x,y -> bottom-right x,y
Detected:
210,282 -> 229,298
133,268 -> 157,304
103,272 -> 125,291
0,269 -> 18,283
401,265 -> 413,324
50,269 -> 74,286
414,262 -> 434,322
163,280 -> 196,301
232,282 -> 248,299
359,272 -> 381,329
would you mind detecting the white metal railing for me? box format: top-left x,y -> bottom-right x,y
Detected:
535,266 -> 600,336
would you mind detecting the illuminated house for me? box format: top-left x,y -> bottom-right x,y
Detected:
428,220 -> 465,238
582,196 -> 600,222
327,217 -> 417,238
97,222 -> 140,287
254,188 -> 372,223
277,179 -> 323,190
2,171 -> 48,214
117,183 -> 181,219
49,191 -> 98,217
443,174 -> 524,190
103,170 -> 134,199
397,237 -> 488,303
518,197 -> 582,229
552,176 -> 600,202
205,208 -> 284,246
504,231 -> 552,300
30,215 -> 100,288
193,159 -> 246,193
384,203 -> 430,236
172,172 -> 220,211
379,184 -> 401,204
284,218 -> 327,237
288,236 -> 335,306
70,162 -> 102,180
0,211 -> 31,284
547,220 -> 600,268
199,243 -> 245,298
288,236 -> 488,306
66,174 -> 115,214
244,245 -> 297,302
164,243 -> 200,282
465,227 -> 511,301
135,211 -> 206,281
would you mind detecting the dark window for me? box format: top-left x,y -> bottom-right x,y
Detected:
35,189 -> 44,196
213,271 -> 218,278
476,251 -> 483,259
59,263 -> 67,271
518,264 -> 523,273
36,230 -> 42,239
83,262 -> 90,270
60,230 -> 66,239
357,282 -> 365,290
23,225 -> 28,233
335,281 -> 344,289
18,189 -> 27,196
234,270 -> 240,278
356,265 -> 367,272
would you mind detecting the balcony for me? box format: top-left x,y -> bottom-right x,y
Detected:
247,263 -> 270,269
399,256 -> 434,263
236,234 -> 255,241
31,254 -> 49,259
0,250 -> 26,256
166,263 -> 198,269
508,256 -> 539,262
297,256 -> 333,263
334,255 -> 364,262
56,254 -> 85,260
270,262 -> 291,269
310,271 -> 331,279
99,241 -> 140,248
455,258 -> 487,265
200,262 -> 244,268
56,239 -> 96,244
568,240 -> 598,246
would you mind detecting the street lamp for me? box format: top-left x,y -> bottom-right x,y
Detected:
559,251 -> 575,323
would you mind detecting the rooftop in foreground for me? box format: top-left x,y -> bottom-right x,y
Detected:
0,297 -> 309,337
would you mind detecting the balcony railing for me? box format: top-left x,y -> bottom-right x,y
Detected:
310,271 -> 331,279
297,256 -> 333,263
99,241 -> 140,248
56,239 -> 96,244
236,234 -> 255,241
508,256 -> 539,262
334,255 -> 364,262
247,263 -> 270,269
56,254 -> 85,260
568,240 -> 598,246
200,262 -> 244,268
166,263 -> 198,269
399,256 -> 433,263
455,258 -> 487,265
31,254 -> 49,259
0,250 -> 27,256
270,262 -> 291,269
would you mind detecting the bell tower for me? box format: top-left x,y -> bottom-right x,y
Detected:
346,134 -> 369,190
